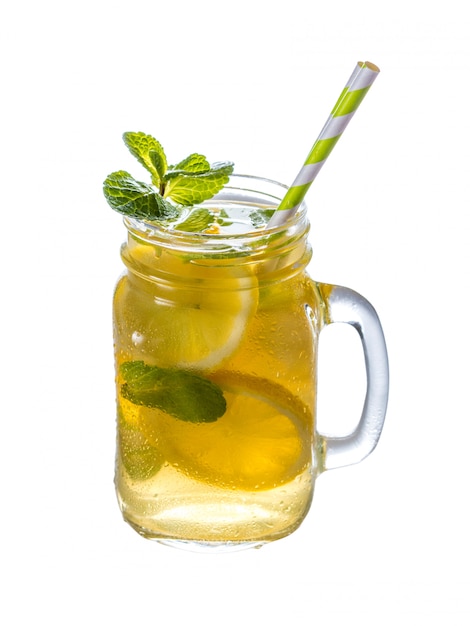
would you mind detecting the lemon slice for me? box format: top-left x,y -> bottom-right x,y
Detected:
126,243 -> 258,370
137,372 -> 312,491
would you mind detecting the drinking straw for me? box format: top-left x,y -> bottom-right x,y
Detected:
267,61 -> 380,228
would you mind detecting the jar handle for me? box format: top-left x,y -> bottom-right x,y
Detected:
316,284 -> 389,472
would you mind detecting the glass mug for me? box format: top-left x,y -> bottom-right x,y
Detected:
113,175 -> 389,551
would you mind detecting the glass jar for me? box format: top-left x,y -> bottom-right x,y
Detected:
112,175 -> 389,551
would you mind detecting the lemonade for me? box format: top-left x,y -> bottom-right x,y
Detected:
112,180 -> 321,547
107,122 -> 389,549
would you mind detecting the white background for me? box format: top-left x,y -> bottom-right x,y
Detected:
1,1 -> 469,624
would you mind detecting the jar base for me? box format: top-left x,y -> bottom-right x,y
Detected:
125,518 -> 269,552
116,466 -> 314,551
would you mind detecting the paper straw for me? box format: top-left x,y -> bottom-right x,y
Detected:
267,61 -> 380,228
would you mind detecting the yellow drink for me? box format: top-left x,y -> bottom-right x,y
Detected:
113,181 -> 322,549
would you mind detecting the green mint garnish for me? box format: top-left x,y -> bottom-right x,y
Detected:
120,361 -> 226,423
103,131 -> 234,223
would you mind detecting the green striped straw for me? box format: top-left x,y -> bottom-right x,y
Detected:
267,61 -> 380,228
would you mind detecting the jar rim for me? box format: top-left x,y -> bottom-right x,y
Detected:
123,173 -> 309,250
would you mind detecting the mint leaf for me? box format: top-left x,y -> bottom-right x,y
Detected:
164,161 -> 234,206
174,208 -> 214,232
118,406 -> 163,480
249,208 -> 275,228
170,154 -> 210,174
167,153 -> 210,175
148,150 -> 167,184
103,171 -> 180,221
123,132 -> 168,186
120,361 -> 226,423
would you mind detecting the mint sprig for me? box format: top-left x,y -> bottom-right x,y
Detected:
120,361 -> 226,423
103,132 -> 234,223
